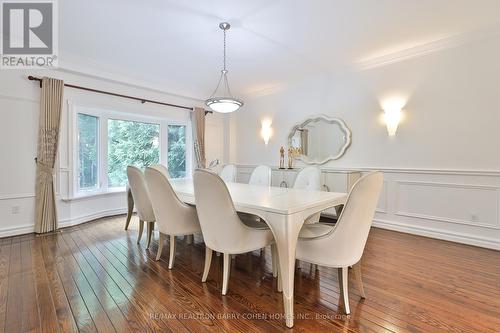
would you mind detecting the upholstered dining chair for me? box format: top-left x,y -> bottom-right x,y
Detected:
193,169 -> 277,295
219,164 -> 237,182
295,171 -> 383,314
125,164 -> 169,230
145,166 -> 202,269
126,166 -> 156,249
150,163 -> 170,178
239,165 -> 272,229
294,166 -> 322,224
124,184 -> 134,230
248,165 -> 272,186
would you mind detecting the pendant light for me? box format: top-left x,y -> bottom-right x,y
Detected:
205,22 -> 243,113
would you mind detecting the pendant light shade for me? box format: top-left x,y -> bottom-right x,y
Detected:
205,22 -> 243,113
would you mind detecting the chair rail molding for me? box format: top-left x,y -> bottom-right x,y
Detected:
233,164 -> 500,250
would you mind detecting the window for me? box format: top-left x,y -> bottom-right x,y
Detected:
107,119 -> 160,187
167,125 -> 186,178
72,105 -> 191,198
77,113 -> 99,190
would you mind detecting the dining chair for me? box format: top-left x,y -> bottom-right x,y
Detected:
124,184 -> 134,230
193,169 -> 277,295
150,163 -> 170,178
295,171 -> 383,314
219,164 -> 237,182
294,166 -> 322,224
126,166 -> 156,249
248,165 -> 272,186
239,165 -> 272,229
125,164 -> 168,231
145,166 -> 202,269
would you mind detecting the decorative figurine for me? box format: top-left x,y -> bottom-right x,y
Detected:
288,147 -> 293,169
279,146 -> 285,169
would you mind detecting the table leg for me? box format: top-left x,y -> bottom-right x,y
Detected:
266,213 -> 304,328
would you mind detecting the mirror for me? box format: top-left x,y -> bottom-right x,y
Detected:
288,115 -> 351,165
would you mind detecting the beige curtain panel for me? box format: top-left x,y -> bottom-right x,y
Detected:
191,107 -> 206,169
34,77 -> 64,234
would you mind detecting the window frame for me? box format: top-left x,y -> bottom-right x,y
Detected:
69,103 -> 192,199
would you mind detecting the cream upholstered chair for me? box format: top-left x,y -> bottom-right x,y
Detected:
219,164 -> 237,182
126,166 -> 155,249
248,165 -> 271,186
125,164 -> 169,230
150,163 -> 170,178
239,165 -> 272,230
193,169 -> 277,295
296,172 -> 383,314
145,166 -> 201,269
294,166 -> 322,224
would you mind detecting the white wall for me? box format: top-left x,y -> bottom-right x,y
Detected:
0,69 -> 228,237
229,35 -> 500,249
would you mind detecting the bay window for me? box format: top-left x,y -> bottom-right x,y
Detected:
72,105 -> 191,198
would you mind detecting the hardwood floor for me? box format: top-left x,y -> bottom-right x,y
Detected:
1,215 -> 499,332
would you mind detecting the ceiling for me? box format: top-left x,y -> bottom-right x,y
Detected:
59,0 -> 500,100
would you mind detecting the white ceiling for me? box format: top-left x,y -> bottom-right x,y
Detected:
59,0 -> 500,99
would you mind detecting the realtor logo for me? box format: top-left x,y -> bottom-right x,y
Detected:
1,0 -> 58,68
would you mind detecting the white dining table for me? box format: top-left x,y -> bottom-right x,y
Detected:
169,178 -> 347,328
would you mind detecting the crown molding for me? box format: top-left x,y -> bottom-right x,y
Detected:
353,25 -> 500,71
57,55 -> 205,104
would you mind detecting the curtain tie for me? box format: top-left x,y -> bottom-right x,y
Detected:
36,160 -> 53,175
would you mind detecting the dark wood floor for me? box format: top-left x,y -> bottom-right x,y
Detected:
1,215 -> 499,333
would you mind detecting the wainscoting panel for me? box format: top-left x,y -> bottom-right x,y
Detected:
234,165 -> 500,250
395,181 -> 499,229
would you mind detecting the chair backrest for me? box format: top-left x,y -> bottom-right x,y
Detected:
149,164 -> 169,178
293,166 -> 321,191
327,171 -> 383,266
248,165 -> 271,186
126,166 -> 155,222
145,167 -> 197,235
219,164 -> 237,182
193,169 -> 254,253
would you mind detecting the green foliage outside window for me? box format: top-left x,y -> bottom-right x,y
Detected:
107,119 -> 160,187
167,125 -> 186,178
78,114 -> 98,189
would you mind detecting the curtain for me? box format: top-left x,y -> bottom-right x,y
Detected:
191,107 -> 206,169
34,77 -> 64,234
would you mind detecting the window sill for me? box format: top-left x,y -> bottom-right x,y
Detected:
61,188 -> 126,202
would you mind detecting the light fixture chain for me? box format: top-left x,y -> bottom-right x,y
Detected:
223,28 -> 227,72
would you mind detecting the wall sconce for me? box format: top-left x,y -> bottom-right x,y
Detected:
382,99 -> 405,136
260,120 -> 273,145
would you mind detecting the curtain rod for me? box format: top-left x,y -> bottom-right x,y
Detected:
27,76 -> 212,115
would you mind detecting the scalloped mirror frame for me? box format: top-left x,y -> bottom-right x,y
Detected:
287,115 -> 352,165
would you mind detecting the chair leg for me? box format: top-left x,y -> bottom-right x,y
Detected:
271,244 -> 278,278
156,233 -> 165,261
125,188 -> 134,230
146,222 -> 154,249
168,235 -> 176,269
353,262 -> 366,298
137,220 -> 144,244
338,267 -> 350,314
202,247 -> 213,282
222,253 -> 230,295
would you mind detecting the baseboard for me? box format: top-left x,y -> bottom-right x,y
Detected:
0,224 -> 35,238
373,218 -> 500,250
0,207 -> 128,238
58,208 -> 128,228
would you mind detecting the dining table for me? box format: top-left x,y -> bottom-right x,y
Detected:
169,178 -> 347,328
